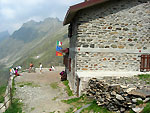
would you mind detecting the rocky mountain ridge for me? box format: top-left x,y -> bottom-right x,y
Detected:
0,17 -> 68,84
0,31 -> 9,42
0,17 -> 68,68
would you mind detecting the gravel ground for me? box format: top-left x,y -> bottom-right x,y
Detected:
14,69 -> 71,113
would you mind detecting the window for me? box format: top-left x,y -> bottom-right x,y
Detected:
140,55 -> 150,72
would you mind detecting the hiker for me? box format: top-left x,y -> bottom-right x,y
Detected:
29,62 -> 33,73
60,71 -> 67,81
39,63 -> 43,73
17,66 -> 22,70
14,67 -> 20,76
49,66 -> 55,71
10,68 -> 15,76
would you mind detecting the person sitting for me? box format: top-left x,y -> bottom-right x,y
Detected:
60,71 -> 67,81
49,66 -> 55,71
14,68 -> 20,76
10,68 -> 15,76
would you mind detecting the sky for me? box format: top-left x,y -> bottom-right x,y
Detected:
0,0 -> 83,34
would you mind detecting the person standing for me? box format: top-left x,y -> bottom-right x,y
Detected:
39,63 -> 43,73
29,62 -> 33,73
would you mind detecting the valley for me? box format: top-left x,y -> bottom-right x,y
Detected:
0,17 -> 68,85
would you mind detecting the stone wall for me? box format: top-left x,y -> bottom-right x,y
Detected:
68,19 -> 78,92
77,52 -> 141,71
87,78 -> 150,112
73,0 -> 150,71
67,0 -> 150,94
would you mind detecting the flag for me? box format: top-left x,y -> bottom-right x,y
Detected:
56,51 -> 63,56
56,46 -> 62,51
57,41 -> 62,46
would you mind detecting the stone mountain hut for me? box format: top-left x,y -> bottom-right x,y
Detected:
63,0 -> 150,96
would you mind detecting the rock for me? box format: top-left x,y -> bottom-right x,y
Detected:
106,93 -> 111,98
97,97 -> 104,103
87,78 -> 150,113
120,85 -> 128,89
116,94 -> 125,101
73,108 -> 77,112
109,85 -> 124,93
132,107 -> 144,113
120,107 -> 126,112
137,98 -> 142,101
97,102 -> 104,106
128,90 -> 147,99
137,88 -> 150,97
111,44 -> 117,48
132,98 -> 143,103
112,99 -> 121,106
111,91 -> 117,96
90,90 -> 96,95
127,102 -> 132,105
143,98 -> 150,103
132,99 -> 137,103
126,88 -> 136,93
0,103 -> 5,112
75,104 -> 91,113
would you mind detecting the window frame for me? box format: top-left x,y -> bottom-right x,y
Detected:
140,54 -> 150,72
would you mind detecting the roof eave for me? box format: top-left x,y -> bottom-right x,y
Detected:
63,0 -> 108,25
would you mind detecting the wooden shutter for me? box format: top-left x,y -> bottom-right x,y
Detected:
140,55 -> 150,72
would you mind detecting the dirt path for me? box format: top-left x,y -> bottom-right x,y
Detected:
14,68 -> 72,113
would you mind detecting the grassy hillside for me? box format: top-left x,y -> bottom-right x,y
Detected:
13,26 -> 68,69
0,65 -> 9,86
0,31 -> 9,42
0,17 -> 68,68
0,38 -> 24,60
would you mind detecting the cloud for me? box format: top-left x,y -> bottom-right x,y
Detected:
1,8 -> 16,19
0,0 -> 83,34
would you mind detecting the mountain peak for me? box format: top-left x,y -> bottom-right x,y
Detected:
11,17 -> 63,43
44,17 -> 61,23
22,20 -> 37,28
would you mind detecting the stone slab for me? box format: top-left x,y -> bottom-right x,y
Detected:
77,71 -> 150,78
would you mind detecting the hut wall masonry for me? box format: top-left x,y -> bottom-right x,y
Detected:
70,0 -> 150,71
66,0 -> 150,94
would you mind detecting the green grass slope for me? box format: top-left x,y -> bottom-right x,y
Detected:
0,17 -> 68,69
13,26 -> 68,69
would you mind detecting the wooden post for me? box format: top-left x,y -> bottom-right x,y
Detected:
10,87 -> 13,105
77,77 -> 80,97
